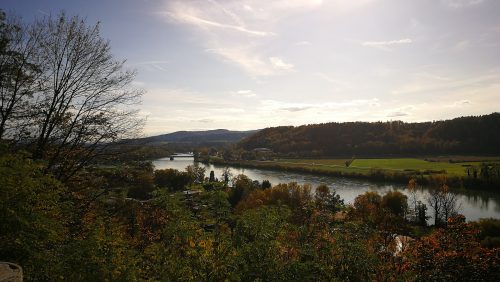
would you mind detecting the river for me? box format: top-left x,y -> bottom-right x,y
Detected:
152,157 -> 500,222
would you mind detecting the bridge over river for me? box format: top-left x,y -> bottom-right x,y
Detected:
169,153 -> 194,160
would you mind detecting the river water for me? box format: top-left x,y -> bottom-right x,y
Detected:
152,157 -> 500,222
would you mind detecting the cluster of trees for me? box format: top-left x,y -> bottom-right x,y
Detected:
239,113 -> 500,156
3,149 -> 499,280
0,10 -> 142,180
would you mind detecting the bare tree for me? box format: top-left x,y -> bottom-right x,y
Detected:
0,10 -> 42,139
427,182 -> 459,226
427,187 -> 442,226
17,13 -> 144,180
440,185 -> 459,224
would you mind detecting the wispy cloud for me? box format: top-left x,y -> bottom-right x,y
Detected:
295,41 -> 312,46
262,98 -> 380,112
157,0 -> 324,76
161,11 -> 273,37
130,60 -> 169,72
441,0 -> 485,8
392,69 -> 500,95
234,90 -> 257,97
387,111 -> 409,117
191,118 -> 215,123
362,38 -> 413,50
447,99 -> 471,107
269,57 -> 294,71
207,48 -> 275,76
386,105 -> 416,118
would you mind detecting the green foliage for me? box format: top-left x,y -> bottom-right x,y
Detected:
381,190 -> 408,217
229,174 -> 257,207
0,151 -> 69,280
233,206 -> 292,280
154,168 -> 190,191
186,164 -> 206,183
314,184 -> 344,213
62,217 -> 140,281
474,218 -> 500,248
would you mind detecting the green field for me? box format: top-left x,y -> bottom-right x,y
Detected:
269,157 -> 500,177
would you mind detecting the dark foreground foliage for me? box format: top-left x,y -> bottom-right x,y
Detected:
1,149 -> 499,281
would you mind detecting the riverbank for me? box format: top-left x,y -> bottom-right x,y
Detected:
207,158 -> 499,191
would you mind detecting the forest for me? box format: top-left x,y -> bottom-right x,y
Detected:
1,9 -> 500,282
239,113 -> 500,157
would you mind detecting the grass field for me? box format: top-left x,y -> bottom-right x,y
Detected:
268,157 -> 500,177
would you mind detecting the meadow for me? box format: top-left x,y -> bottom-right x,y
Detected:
251,156 -> 500,178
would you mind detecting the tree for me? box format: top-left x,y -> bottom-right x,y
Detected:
407,215 -> 500,281
221,167 -> 232,185
186,164 -> 206,183
0,150 -> 70,280
229,174 -> 254,207
427,178 -> 459,226
154,168 -> 190,191
0,10 -> 41,139
314,184 -> 344,213
427,187 -> 442,226
261,179 -> 272,189
381,190 -> 408,217
16,13 -> 143,180
353,191 -> 382,223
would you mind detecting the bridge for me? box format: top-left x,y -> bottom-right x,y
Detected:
169,153 -> 194,160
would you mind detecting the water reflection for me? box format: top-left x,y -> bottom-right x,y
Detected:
152,157 -> 500,222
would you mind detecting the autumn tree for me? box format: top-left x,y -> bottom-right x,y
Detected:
407,215 -> 500,280
427,177 -> 459,226
0,10 -> 41,139
13,13 -> 144,180
314,184 -> 344,213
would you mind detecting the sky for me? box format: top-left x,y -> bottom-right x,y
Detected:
2,0 -> 500,136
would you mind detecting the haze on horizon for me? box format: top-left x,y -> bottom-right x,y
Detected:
4,0 -> 500,136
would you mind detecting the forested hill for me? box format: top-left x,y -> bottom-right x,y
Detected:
132,129 -> 259,145
238,113 -> 500,156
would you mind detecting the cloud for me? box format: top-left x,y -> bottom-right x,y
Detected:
235,90 -> 257,97
362,38 -> 413,47
295,41 -> 312,46
281,106 -> 313,112
192,118 -> 214,123
161,11 -> 273,37
207,48 -> 275,76
441,0 -> 485,8
261,98 -> 380,113
130,60 -> 169,72
157,0 -> 325,76
447,99 -> 471,107
454,40 -> 470,51
269,57 -> 294,71
385,105 -> 416,118
387,111 -> 409,117
391,70 -> 500,95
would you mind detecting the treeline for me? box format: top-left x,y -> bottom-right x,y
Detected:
239,113 -> 500,156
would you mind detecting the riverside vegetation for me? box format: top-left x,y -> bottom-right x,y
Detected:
1,9 -> 500,281
2,150 -> 500,280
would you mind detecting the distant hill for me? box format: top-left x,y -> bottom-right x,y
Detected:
132,129 -> 259,146
238,113 -> 500,157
